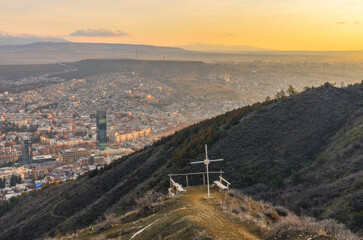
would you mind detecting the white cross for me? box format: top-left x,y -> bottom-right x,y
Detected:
191,144 -> 223,198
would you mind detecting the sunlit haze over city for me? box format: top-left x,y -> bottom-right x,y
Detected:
1,0 -> 363,50
0,1 -> 362,240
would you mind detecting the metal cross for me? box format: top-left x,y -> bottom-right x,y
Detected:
191,144 -> 223,198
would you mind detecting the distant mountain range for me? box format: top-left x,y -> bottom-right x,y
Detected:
0,35 -> 273,53
1,42 -> 363,64
0,82 -> 361,239
0,33 -> 67,46
0,42 -> 190,64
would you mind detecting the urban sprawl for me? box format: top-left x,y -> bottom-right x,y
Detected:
1,61 -> 362,203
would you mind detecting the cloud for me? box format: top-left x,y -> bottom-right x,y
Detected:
354,21 -> 360,25
336,22 -> 346,25
69,29 -> 128,37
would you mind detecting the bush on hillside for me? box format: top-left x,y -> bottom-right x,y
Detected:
93,213 -> 119,234
272,216 -> 359,240
134,190 -> 166,212
222,189 -> 359,240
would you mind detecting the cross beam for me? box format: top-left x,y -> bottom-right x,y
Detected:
191,144 -> 223,198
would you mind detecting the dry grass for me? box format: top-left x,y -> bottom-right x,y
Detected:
221,189 -> 360,240
93,213 -> 119,233
134,190 -> 166,212
273,216 -> 360,240
191,229 -> 210,240
91,235 -> 107,240
222,189 -> 279,228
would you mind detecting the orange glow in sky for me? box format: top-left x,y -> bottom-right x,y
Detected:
0,0 -> 362,50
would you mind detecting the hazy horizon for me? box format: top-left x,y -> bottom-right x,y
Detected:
2,39 -> 363,53
1,0 -> 363,51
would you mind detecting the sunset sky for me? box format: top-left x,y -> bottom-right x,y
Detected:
0,0 -> 362,51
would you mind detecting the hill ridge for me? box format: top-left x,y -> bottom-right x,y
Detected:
0,82 -> 361,239
54,186 -> 358,240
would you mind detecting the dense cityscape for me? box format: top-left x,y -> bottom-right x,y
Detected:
1,59 -> 362,204
0,68 -> 243,202
1,1 -> 362,239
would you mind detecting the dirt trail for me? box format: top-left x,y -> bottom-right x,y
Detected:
177,186 -> 261,240
69,186 -> 263,240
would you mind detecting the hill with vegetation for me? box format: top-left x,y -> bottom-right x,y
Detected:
51,186 -> 357,240
0,82 -> 361,239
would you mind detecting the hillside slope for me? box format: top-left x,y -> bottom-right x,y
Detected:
68,187 -> 263,240
0,82 -> 361,239
53,187 -> 344,240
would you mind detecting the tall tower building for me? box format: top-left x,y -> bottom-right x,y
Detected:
96,111 -> 107,150
21,138 -> 33,163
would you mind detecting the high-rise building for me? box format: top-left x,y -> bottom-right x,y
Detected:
96,111 -> 107,150
21,139 -> 33,163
